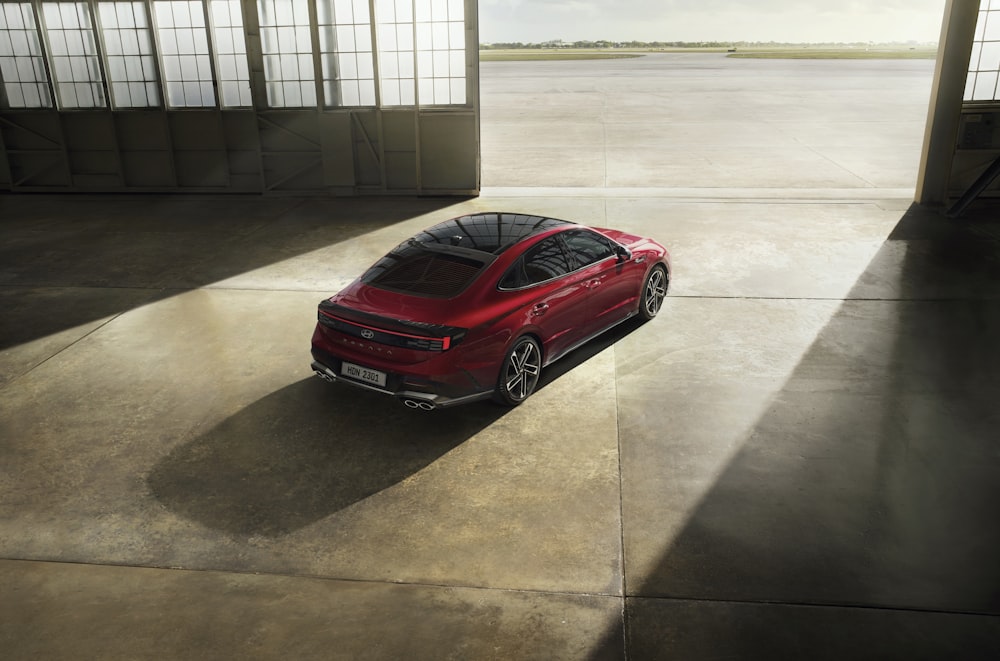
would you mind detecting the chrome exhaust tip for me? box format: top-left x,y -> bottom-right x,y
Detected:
313,368 -> 334,383
402,399 -> 435,411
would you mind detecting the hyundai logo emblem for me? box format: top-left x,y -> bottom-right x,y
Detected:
361,329 -> 375,339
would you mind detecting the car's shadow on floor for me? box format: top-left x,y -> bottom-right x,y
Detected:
148,377 -> 505,538
536,315 -> 650,392
148,315 -> 653,539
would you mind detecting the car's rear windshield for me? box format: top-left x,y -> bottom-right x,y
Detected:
362,243 -> 489,298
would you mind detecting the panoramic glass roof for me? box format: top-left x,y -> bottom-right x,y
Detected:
413,213 -> 574,255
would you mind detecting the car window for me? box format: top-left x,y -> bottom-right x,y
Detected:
362,244 -> 487,297
562,230 -> 616,268
500,236 -> 574,289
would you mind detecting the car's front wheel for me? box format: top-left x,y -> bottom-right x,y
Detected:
494,335 -> 542,406
640,265 -> 668,320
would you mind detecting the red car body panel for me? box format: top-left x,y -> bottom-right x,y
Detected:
311,213 -> 670,408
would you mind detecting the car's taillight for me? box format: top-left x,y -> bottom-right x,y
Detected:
318,309 -> 466,353
402,329 -> 466,351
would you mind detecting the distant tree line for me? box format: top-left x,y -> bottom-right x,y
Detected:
480,40 -> 933,50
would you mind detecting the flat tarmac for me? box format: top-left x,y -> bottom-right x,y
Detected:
482,52 -> 934,194
3,54 -> 1000,659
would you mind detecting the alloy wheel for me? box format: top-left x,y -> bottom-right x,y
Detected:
496,336 -> 541,405
642,267 -> 667,319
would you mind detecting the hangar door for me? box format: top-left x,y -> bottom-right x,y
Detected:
0,0 -> 480,194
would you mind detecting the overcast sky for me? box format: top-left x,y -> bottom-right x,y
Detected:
478,0 -> 946,44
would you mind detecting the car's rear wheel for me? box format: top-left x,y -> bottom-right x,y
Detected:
494,335 -> 542,406
640,265 -> 668,320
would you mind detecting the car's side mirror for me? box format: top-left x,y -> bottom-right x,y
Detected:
615,246 -> 632,263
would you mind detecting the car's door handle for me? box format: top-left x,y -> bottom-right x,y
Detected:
587,279 -> 603,289
531,303 -> 549,316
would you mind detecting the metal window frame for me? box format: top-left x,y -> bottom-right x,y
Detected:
36,0 -> 112,109
0,1 -> 58,109
149,0 -> 221,109
92,0 -> 160,109
206,0 -> 251,108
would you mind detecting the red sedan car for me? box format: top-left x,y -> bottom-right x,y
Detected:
311,212 -> 670,409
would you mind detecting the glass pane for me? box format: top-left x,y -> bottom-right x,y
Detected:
450,77 -> 464,104
180,54 -> 198,79
129,81 -> 147,103
107,56 -> 126,78
982,41 -> 1000,70
338,52 -> 357,78
159,29 -> 178,55
359,80 -> 375,105
399,80 -> 414,105
355,24 -> 371,50
124,55 -> 143,79
218,54 -> 236,79
300,80 -> 315,105
167,81 -> 184,105
382,79 -> 399,105
434,76 -> 448,103
5,5 -> 25,29
432,22 -> 447,50
211,1 -> 230,26
6,84 -> 27,106
377,0 -> 394,23
357,53 -> 374,77
398,50 -> 413,77
331,0 -> 351,22
48,31 -> 68,56
433,50 -> 447,77
221,80 -> 239,105
414,0 -> 430,22
449,21 -> 463,49
394,0 -> 411,23
10,30 -> 29,54
397,23 -> 412,50
336,25 -> 355,51
973,71 -> 998,100
176,28 -> 195,53
418,77 -> 432,104
283,79 -> 302,105
382,53 -> 398,78
172,2 -> 191,28
986,12 -> 1000,41
297,53 -> 313,78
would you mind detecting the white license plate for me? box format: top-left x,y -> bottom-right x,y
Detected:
341,361 -> 387,388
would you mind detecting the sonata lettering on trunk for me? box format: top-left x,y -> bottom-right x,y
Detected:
340,336 -> 393,357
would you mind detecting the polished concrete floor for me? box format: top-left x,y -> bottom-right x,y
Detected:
3,54 -> 1000,659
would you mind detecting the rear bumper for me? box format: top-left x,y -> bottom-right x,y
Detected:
310,354 -> 492,410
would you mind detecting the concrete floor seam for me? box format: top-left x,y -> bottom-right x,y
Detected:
0,557 -> 627,601
633,595 -> 1000,620
0,311 -> 126,389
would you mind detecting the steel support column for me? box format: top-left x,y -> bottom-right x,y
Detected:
916,0 -> 981,206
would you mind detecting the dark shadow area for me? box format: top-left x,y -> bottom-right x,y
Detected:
610,202 -> 1000,658
148,377 -> 504,537
148,316 -> 648,539
0,194 -> 464,351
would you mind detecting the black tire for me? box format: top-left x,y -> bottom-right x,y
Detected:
640,265 -> 668,320
493,335 -> 542,406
